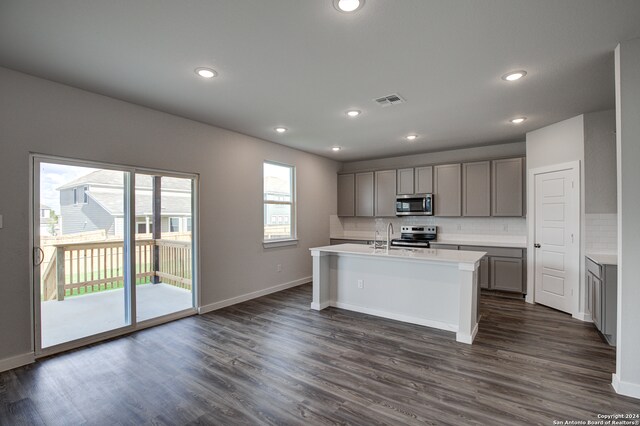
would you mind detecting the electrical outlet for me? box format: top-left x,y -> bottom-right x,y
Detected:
276,264 -> 282,272
357,279 -> 364,289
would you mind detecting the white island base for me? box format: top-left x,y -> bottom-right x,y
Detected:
310,244 -> 485,344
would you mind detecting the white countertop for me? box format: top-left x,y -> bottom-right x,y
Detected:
586,252 -> 618,265
311,243 -> 486,265
330,235 -> 526,249
434,239 -> 526,249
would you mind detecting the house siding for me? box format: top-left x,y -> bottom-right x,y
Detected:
60,188 -> 115,235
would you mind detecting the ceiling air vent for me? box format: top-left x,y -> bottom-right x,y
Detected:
374,93 -> 405,107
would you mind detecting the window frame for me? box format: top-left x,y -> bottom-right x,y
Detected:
169,217 -> 181,233
262,160 -> 297,247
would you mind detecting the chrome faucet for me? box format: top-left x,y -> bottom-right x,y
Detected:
386,222 -> 394,251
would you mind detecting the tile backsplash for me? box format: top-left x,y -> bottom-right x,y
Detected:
330,215 -> 527,242
585,213 -> 617,253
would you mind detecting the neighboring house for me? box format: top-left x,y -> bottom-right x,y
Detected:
57,170 -> 192,236
39,204 -> 59,236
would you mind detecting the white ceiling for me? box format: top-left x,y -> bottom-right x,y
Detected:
1,1 -> 639,161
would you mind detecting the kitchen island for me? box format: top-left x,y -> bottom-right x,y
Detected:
310,244 -> 485,344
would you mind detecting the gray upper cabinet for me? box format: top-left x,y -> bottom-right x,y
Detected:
337,174 -> 355,217
355,172 -> 375,217
396,168 -> 414,195
415,166 -> 433,194
434,164 -> 461,216
462,161 -> 491,217
492,158 -> 524,216
375,170 -> 397,217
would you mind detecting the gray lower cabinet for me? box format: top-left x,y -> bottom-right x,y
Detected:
434,164 -> 461,216
586,257 -> 617,346
375,170 -> 397,217
478,257 -> 490,289
490,257 -> 524,292
415,166 -> 433,194
397,168 -> 414,195
460,245 -> 526,293
492,158 -> 524,217
330,239 -> 372,245
430,244 -> 459,250
355,172 -> 374,217
337,174 -> 355,217
462,161 -> 491,217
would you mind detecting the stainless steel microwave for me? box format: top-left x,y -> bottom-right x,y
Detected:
395,194 -> 433,216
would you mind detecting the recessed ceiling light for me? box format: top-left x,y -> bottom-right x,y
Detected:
332,146 -> 342,152
501,70 -> 527,81
405,134 -> 418,141
274,127 -> 288,133
195,67 -> 217,78
346,110 -> 361,117
510,117 -> 527,124
334,0 -> 364,13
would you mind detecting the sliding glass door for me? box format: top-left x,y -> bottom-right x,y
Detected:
33,156 -> 197,354
134,174 -> 195,322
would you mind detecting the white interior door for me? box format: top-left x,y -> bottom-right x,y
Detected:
533,167 -> 578,314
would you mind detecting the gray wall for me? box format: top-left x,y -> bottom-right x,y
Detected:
525,115 -> 585,171
0,67 -> 339,361
341,142 -> 526,173
584,109 -> 617,214
614,39 -> 640,398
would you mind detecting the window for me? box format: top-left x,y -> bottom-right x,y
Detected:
186,217 -> 192,232
73,186 -> 88,205
263,161 -> 295,242
169,217 -> 180,233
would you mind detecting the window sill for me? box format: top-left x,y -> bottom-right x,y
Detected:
263,239 -> 299,248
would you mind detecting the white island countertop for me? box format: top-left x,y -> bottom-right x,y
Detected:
311,244 -> 486,268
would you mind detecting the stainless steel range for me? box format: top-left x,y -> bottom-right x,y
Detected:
390,226 -> 437,248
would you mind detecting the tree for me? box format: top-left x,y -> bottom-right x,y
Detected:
48,210 -> 59,236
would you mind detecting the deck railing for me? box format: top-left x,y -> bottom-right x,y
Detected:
42,239 -> 192,300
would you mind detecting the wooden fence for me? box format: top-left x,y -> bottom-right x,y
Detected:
42,239 -> 192,301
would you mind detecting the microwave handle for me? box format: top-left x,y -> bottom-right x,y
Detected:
423,197 -> 426,211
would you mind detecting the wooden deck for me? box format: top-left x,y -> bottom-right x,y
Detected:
2,284 -> 638,425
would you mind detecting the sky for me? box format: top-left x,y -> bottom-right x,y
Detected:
39,162 -> 97,214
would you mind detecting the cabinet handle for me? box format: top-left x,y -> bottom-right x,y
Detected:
534,243 -> 541,248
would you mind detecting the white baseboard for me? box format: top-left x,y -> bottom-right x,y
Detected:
0,352 -> 34,373
310,301 -> 331,310
456,322 -> 479,344
573,311 -> 593,322
332,301 -> 458,333
198,276 -> 311,314
612,373 -> 640,399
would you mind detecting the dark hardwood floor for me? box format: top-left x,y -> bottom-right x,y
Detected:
1,284 -> 638,425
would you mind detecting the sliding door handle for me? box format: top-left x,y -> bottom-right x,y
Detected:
534,243 -> 541,248
34,247 -> 45,266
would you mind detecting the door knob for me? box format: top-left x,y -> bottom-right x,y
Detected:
534,243 -> 541,248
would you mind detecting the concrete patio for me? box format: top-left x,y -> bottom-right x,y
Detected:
41,283 -> 193,348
